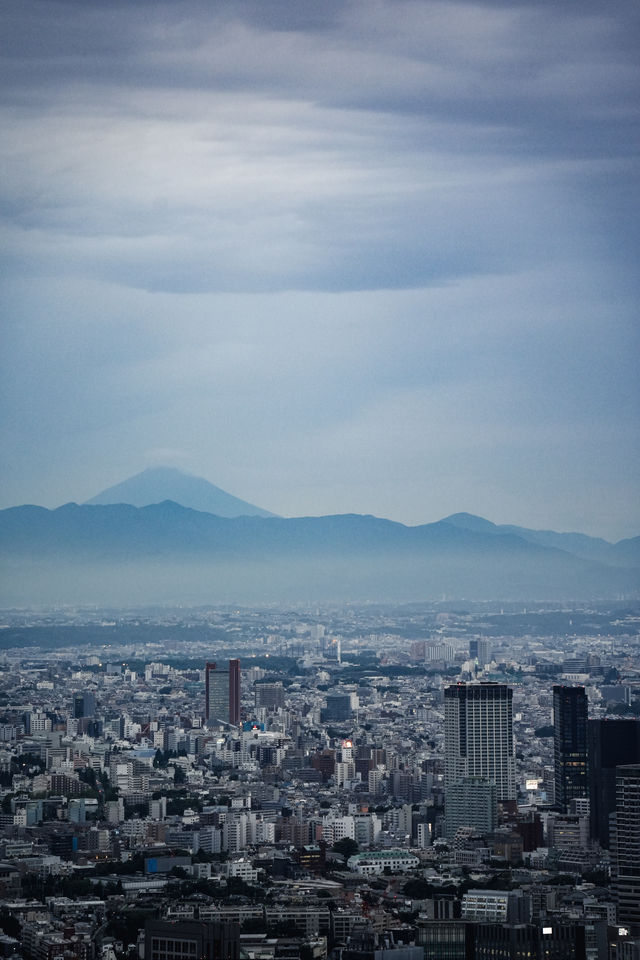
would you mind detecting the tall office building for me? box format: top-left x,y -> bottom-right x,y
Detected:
73,691 -> 96,719
610,764 -> 640,928
444,683 -> 516,803
588,719 -> 640,848
477,638 -> 492,667
205,659 -> 240,727
553,685 -> 588,812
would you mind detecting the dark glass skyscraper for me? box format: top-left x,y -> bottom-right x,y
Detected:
611,764 -> 640,928
553,685 -> 588,812
73,691 -> 96,719
205,659 -> 241,727
588,718 -> 640,848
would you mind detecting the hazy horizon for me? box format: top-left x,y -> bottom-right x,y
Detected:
1,0 -> 638,542
1,464 -> 638,543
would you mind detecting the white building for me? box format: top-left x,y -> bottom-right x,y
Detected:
347,849 -> 419,876
461,890 -> 515,922
444,683 -> 516,803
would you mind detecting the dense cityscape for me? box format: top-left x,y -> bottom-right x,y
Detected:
0,601 -> 638,960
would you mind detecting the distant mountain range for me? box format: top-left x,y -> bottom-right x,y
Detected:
0,470 -> 638,606
441,512 -> 639,567
85,466 -> 277,518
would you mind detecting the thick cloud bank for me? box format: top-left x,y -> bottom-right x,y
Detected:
1,0 -> 638,539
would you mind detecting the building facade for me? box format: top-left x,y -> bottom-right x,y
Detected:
553,685 -> 588,812
73,691 -> 96,719
445,775 -> 497,840
444,683 -> 516,803
205,659 -> 241,727
588,718 -> 640,848
255,681 -> 285,712
145,919 -> 240,960
610,763 -> 640,929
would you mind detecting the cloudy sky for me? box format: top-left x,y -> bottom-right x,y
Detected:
1,0 -> 638,540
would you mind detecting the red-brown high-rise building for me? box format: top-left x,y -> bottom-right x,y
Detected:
205,659 -> 241,726
229,658 -> 240,727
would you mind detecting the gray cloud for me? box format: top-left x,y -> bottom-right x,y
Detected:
1,0 -> 638,295
0,0 -> 638,539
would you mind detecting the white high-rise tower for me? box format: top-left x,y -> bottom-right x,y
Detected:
444,682 -> 516,803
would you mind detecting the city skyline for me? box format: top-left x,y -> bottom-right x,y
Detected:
0,600 -> 638,951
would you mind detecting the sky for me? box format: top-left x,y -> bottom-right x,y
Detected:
1,0 -> 638,541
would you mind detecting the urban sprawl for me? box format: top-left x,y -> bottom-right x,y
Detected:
0,602 -> 638,960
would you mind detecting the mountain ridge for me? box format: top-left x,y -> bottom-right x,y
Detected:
442,511 -> 638,566
1,500 -> 638,606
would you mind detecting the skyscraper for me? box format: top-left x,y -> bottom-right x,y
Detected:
477,638 -> 492,667
444,682 -> 516,803
205,659 -> 241,727
610,763 -> 640,928
229,658 -> 240,726
73,691 -> 96,719
588,719 -> 640,848
553,685 -> 588,812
